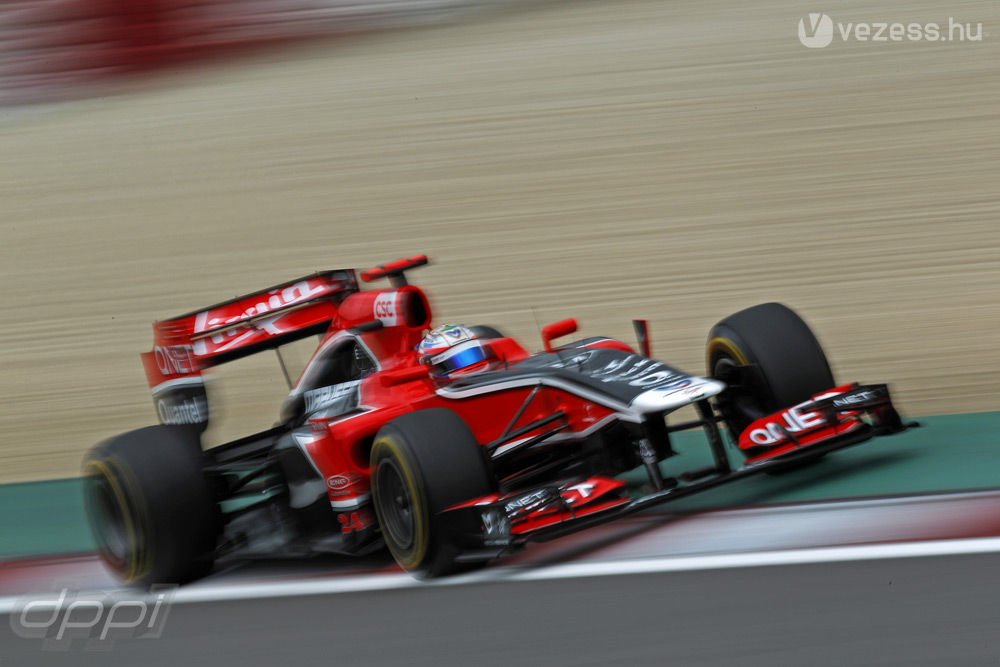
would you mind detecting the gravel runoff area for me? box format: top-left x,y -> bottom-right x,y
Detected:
1,0 -> 998,481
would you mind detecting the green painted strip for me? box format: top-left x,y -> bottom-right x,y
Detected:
0,478 -> 92,560
629,411 -> 1000,512
1,412 -> 997,560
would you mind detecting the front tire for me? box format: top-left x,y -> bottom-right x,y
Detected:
82,425 -> 220,587
707,303 -> 835,441
370,409 -> 493,578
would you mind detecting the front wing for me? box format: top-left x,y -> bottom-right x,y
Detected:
441,383 -> 916,559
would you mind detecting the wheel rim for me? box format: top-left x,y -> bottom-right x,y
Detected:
84,471 -> 131,571
375,458 -> 415,550
712,352 -> 759,437
712,354 -> 738,382
712,353 -> 741,411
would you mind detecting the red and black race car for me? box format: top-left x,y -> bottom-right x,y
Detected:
83,255 -> 915,584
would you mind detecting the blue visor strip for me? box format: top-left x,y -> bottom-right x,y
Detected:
439,345 -> 488,373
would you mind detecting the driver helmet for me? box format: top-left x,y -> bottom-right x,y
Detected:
417,324 -> 494,379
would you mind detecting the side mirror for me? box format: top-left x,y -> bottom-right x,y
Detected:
541,318 -> 578,352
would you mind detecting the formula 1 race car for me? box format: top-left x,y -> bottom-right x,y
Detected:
83,255 -> 915,585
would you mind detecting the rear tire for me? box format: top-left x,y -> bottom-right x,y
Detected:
82,425 -> 220,587
707,303 -> 835,442
370,409 -> 494,578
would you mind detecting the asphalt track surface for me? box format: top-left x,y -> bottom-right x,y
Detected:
4,552 -> 1000,666
5,490 -> 1000,665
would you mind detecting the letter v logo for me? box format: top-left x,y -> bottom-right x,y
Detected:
798,12 -> 834,48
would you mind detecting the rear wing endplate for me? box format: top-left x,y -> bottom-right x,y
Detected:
141,269 -> 358,428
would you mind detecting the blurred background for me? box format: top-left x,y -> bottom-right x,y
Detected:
0,0 -> 997,484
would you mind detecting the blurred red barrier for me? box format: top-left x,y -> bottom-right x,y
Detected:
0,0 -> 349,104
0,0 -> 499,104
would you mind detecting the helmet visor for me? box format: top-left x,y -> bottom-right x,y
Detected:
433,341 -> 489,375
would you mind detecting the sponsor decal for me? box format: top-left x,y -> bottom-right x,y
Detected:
631,377 -> 724,413
682,385 -> 706,399
482,508 -> 512,546
628,370 -> 686,388
153,345 -> 197,376
637,437 -> 659,464
563,482 -> 596,504
156,396 -> 207,425
418,325 -> 473,354
443,326 -> 466,341
646,378 -> 693,393
748,402 -> 827,446
192,279 -> 329,354
588,356 -> 688,389
503,488 -> 556,515
327,475 -> 351,491
304,380 -> 361,415
545,350 -> 596,369
326,473 -> 363,496
832,389 -> 881,409
373,291 -> 398,326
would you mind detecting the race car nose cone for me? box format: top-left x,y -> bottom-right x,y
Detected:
631,377 -> 726,414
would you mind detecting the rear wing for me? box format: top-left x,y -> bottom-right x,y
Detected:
141,269 -> 358,428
